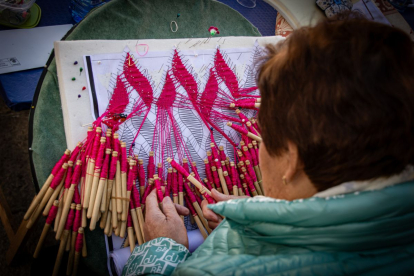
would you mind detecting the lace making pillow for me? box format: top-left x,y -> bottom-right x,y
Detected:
316,0 -> 353,18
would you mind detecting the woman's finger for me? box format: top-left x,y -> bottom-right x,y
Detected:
208,220 -> 221,230
211,189 -> 249,202
201,199 -> 220,223
145,189 -> 164,219
174,203 -> 190,216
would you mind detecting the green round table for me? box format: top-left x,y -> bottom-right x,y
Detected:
29,0 -> 260,274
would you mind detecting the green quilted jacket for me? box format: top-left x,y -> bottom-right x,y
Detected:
123,181 -> 414,275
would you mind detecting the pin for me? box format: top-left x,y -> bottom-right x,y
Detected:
74,61 -> 78,65
78,94 -> 81,98
98,61 -> 101,65
72,77 -> 76,81
177,13 -> 180,18
80,67 -> 83,75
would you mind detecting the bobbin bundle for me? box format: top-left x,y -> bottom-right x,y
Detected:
23,46 -> 264,275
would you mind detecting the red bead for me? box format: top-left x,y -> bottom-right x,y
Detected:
82,86 -> 86,91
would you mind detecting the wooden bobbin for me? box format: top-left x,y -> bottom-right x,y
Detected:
54,189 -> 64,232
52,229 -> 69,276
136,207 -> 145,243
24,149 -> 71,221
130,208 -> 144,245
56,161 -> 80,239
84,127 -> 102,210
33,200 -> 59,259
67,204 -> 81,275
194,215 -> 208,240
72,228 -> 84,276
90,149 -> 110,230
115,155 -> 122,215
120,142 -> 127,221
128,227 -> 135,253
87,137 -> 106,219
111,184 -> 118,229
192,201 -> 212,234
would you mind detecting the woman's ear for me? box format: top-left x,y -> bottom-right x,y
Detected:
283,141 -> 301,183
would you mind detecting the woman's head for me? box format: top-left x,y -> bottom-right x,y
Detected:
257,17 -> 414,197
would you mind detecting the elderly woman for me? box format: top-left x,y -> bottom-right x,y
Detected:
122,17 -> 414,275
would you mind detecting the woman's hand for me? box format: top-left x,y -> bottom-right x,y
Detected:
144,189 -> 190,248
201,189 -> 248,230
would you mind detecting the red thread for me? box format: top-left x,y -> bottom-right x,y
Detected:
69,144 -> 82,163
121,146 -> 127,173
46,204 -> 59,224
131,184 -> 141,208
169,160 -> 190,178
123,53 -> 153,108
65,207 -> 75,230
203,193 -> 215,204
75,231 -> 83,252
72,207 -> 82,232
127,213 -> 133,228
154,177 -> 164,202
157,72 -> 176,109
100,151 -> 110,179
71,162 -> 82,186
64,165 -> 73,189
172,50 -> 198,103
214,49 -> 240,98
50,165 -> 67,189
228,122 -> 248,136
172,170 -> 178,196
52,152 -> 70,176
184,196 -> 196,216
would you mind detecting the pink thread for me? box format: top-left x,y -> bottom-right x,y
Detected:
50,165 -> 67,189
182,161 -> 190,173
224,173 -> 232,192
249,145 -> 258,166
157,166 -> 163,183
229,123 -> 248,136
190,163 -> 201,183
114,136 -> 120,153
233,99 -> 258,110
184,183 -> 196,203
69,144 -> 82,163
75,231 -> 83,252
64,165 -> 73,189
212,168 -> 220,188
172,170 -> 178,196
243,182 -> 251,196
100,152 -> 110,179
65,207 -> 75,230
165,170 -> 172,197
154,178 -> 164,202
148,155 -> 155,180
138,162 -> 146,189
105,75 -> 129,128
51,152 -> 70,176
184,196 -> 196,216
72,207 -> 82,232
172,50 -> 198,103
204,161 -> 214,188
71,162 -> 82,185
219,149 -> 227,165
136,44 -> 149,57
141,181 -> 153,205
178,173 -> 184,193
131,184 -> 141,208
199,69 -> 219,118
246,162 -> 257,183
214,49 -> 240,98
121,146 -> 127,173
157,72 -> 176,109
169,160 -> 190,178
123,53 -> 153,108
46,204 -> 59,224
252,119 -> 261,133
91,130 -> 101,160
73,187 -> 81,204
109,153 -> 118,180
127,164 -> 134,191
95,140 -> 106,172
203,193 -> 215,204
